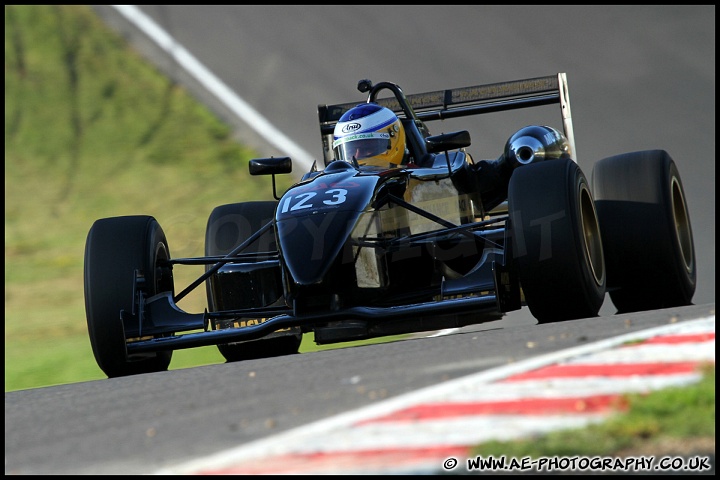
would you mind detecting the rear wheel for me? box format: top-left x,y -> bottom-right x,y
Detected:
205,202 -> 301,362
84,216 -> 174,378
508,158 -> 606,323
592,150 -> 695,313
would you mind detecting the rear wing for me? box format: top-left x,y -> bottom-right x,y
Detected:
317,72 -> 576,165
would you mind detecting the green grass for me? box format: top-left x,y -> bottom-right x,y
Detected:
4,5 -> 714,463
4,4 -> 257,391
469,365 -> 715,464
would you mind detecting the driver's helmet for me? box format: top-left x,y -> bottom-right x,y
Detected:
332,103 -> 406,168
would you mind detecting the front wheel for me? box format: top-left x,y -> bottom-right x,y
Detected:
84,216 -> 174,378
591,150 -> 696,313
205,202 -> 302,362
508,158 -> 606,323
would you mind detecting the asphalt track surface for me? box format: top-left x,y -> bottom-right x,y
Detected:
4,6 -> 715,475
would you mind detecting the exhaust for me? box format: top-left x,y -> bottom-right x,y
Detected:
503,125 -> 573,168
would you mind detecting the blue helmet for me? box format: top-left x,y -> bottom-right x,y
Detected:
332,103 -> 406,167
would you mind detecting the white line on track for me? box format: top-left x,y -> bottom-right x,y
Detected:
111,5 -> 316,171
426,328 -> 459,337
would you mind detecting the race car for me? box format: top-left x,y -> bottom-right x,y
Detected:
84,73 -> 696,378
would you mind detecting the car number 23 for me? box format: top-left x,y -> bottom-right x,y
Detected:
280,189 -> 348,213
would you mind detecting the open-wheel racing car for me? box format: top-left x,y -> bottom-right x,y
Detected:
84,73 -> 696,378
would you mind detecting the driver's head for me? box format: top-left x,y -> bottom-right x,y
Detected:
332,103 -> 406,168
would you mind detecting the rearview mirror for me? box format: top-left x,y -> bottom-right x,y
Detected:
249,157 -> 292,176
425,131 -> 471,154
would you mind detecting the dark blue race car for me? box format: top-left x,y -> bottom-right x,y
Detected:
84,73 -> 696,378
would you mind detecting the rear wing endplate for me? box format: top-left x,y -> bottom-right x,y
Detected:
318,73 -> 576,164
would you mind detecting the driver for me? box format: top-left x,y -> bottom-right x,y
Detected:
332,103 -> 407,168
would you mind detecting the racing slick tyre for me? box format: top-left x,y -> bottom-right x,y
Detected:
508,158 -> 606,323
84,216 -> 174,378
591,150 -> 696,313
205,201 -> 302,362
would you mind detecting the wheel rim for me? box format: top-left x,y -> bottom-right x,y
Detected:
579,183 -> 605,286
670,176 -> 694,274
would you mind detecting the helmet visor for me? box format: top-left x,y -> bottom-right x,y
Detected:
333,133 -> 390,163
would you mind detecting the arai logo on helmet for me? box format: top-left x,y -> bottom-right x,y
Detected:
341,122 -> 362,134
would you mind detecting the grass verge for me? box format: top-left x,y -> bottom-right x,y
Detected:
467,365 -> 714,471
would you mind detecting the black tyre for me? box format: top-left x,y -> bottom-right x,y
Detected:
591,150 -> 695,313
205,201 -> 301,362
508,158 -> 606,323
84,216 -> 174,378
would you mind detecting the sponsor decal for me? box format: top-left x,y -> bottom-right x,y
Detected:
333,132 -> 389,148
341,122 -> 362,134
222,317 -> 290,332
